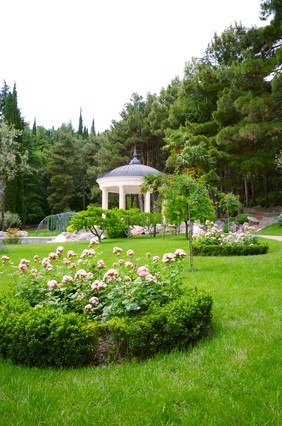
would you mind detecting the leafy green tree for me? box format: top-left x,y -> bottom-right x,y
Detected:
2,84 -> 26,224
219,192 -> 243,229
0,121 -> 28,231
163,124 -> 218,177
161,174 -> 215,271
70,206 -> 107,243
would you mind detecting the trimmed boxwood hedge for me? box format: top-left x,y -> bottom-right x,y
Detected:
192,242 -> 269,256
97,289 -> 213,362
0,289 -> 213,367
0,294 -> 98,367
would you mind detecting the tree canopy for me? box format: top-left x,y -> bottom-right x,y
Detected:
0,0 -> 281,225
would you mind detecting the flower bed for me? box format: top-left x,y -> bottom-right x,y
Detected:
192,221 -> 269,256
0,244 -> 212,367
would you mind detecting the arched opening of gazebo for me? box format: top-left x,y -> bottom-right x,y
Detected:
96,147 -> 161,213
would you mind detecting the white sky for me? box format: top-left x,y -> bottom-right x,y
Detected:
1,0 -> 267,133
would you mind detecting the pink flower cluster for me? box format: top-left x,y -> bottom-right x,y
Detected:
162,249 -> 187,263
14,244 -> 188,320
80,248 -> 96,258
96,259 -> 105,269
162,252 -> 176,263
125,261 -> 136,270
174,248 -> 187,258
62,275 -> 73,283
137,266 -> 149,277
89,296 -> 99,305
18,258 -> 30,272
1,255 -> 10,263
91,280 -> 107,291
75,269 -> 93,279
56,246 -> 64,256
47,279 -> 58,291
113,246 -> 123,255
103,268 -> 119,282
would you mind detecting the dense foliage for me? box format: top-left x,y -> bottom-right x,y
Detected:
0,1 -> 281,225
192,221 -> 269,256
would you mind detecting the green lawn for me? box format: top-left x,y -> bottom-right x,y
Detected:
0,235 -> 281,425
256,223 -> 282,236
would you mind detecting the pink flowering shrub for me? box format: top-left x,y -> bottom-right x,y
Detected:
0,246 -> 213,367
192,222 -> 268,256
13,245 -> 188,321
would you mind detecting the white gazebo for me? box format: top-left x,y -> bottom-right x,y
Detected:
96,148 -> 161,212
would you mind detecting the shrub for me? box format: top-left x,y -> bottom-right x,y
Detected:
192,242 -> 269,256
223,220 -> 234,233
0,245 -> 213,367
0,211 -> 21,231
277,213 -> 282,226
192,222 -> 268,256
235,213 -> 250,224
104,208 -> 128,239
0,288 -> 212,367
92,289 -> 213,362
3,228 -> 21,244
13,246 -> 187,321
0,294 -> 98,367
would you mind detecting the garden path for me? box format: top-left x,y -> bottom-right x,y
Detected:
258,235 -> 282,241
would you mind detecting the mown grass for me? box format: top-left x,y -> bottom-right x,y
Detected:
27,229 -> 58,236
256,223 -> 282,236
0,235 -> 281,425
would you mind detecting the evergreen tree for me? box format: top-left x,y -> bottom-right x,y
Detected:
46,125 -> 79,213
90,118 -> 96,136
23,126 -> 50,224
32,118 -> 37,135
83,125 -> 89,139
0,81 -> 10,118
78,108 -> 83,136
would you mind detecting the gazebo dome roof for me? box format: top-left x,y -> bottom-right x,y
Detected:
97,147 -> 161,179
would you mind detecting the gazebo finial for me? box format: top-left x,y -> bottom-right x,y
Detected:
129,144 -> 141,165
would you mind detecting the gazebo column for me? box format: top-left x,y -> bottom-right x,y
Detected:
119,185 -> 126,209
101,188 -> 109,210
144,191 -> 151,213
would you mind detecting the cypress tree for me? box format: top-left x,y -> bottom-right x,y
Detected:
90,117 -> 96,136
0,80 -> 10,118
78,108 -> 83,136
32,118 -> 37,135
83,125 -> 89,139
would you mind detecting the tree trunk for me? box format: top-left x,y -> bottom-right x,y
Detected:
185,220 -> 188,240
188,221 -> 194,272
251,178 -> 256,205
262,175 -> 269,207
244,177 -> 249,208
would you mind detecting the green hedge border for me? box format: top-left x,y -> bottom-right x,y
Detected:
0,289 -> 213,367
192,243 -> 269,256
